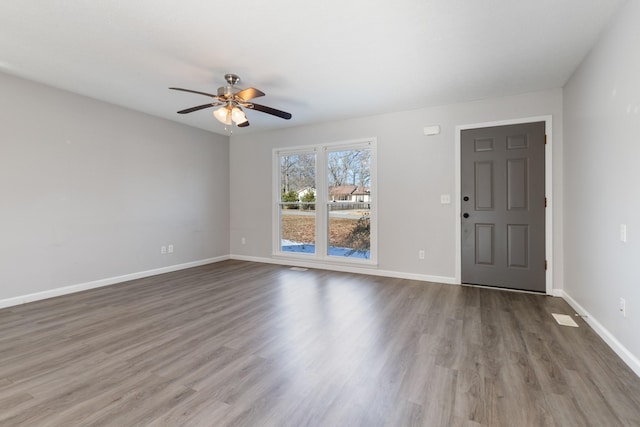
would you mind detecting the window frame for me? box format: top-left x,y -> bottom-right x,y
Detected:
272,138 -> 377,266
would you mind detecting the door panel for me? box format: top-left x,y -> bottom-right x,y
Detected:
461,122 -> 545,292
507,224 -> 529,268
475,161 -> 494,210
507,158 -> 528,210
475,224 -> 495,265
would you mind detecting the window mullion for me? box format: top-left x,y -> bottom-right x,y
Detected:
315,148 -> 327,258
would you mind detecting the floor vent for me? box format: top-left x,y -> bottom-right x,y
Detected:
552,313 -> 579,327
289,267 -> 308,271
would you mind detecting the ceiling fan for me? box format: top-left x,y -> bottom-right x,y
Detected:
170,73 -> 292,128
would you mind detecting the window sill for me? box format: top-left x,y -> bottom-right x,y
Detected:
272,251 -> 378,268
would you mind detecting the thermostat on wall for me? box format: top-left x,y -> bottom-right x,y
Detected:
423,125 -> 441,136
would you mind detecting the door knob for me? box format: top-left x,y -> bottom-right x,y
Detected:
463,213 -> 469,218
463,196 -> 469,201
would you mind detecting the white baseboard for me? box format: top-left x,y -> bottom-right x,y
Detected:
0,255 -> 230,309
230,254 -> 458,285
558,290 -> 640,378
1,254 -> 454,309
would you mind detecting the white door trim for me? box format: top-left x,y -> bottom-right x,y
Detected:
455,116 -> 553,295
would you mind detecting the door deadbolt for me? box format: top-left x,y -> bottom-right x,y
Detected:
463,213 -> 470,218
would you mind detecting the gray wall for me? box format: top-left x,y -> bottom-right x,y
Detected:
563,0 -> 640,364
0,72 -> 230,301
230,89 -> 563,287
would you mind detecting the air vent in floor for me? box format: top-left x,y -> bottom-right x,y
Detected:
552,313 -> 579,327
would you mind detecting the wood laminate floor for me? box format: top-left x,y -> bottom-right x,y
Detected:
0,260 -> 639,426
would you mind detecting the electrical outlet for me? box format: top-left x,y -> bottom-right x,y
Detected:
620,224 -> 627,242
168,244 -> 174,253
418,250 -> 425,260
160,245 -> 167,254
241,237 -> 246,245
619,298 -> 626,317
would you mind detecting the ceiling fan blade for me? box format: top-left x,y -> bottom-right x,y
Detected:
169,87 -> 219,98
177,103 -> 221,114
237,120 -> 250,128
247,103 -> 292,120
235,87 -> 265,102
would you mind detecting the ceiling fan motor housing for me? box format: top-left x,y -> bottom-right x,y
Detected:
217,86 -> 235,99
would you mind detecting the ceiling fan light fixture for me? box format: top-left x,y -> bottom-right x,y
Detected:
231,106 -> 248,125
213,106 -> 232,125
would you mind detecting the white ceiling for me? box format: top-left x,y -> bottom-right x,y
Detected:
0,0 -> 626,135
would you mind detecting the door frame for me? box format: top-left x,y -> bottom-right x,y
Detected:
455,116 -> 553,295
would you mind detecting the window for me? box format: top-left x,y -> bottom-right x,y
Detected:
278,152 -> 317,255
274,139 -> 376,264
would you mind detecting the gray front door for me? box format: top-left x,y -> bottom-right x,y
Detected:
461,122 -> 546,292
